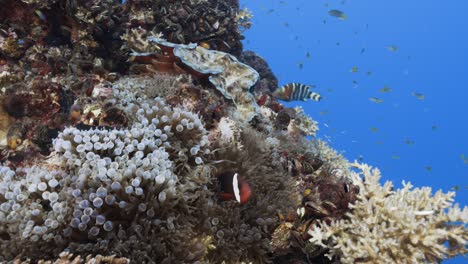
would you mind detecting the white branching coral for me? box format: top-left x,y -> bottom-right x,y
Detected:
293,106 -> 319,137
316,139 -> 350,174
307,162 -> 468,263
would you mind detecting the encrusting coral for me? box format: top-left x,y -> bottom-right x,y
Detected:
0,0 -> 467,263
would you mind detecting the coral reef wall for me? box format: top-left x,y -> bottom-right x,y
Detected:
0,1 -> 467,263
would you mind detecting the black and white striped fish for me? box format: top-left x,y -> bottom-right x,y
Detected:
272,83 -> 322,102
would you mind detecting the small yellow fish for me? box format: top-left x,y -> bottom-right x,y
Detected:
412,92 -> 425,100
391,155 -> 401,160
328,9 -> 348,20
376,141 -> 382,145
379,86 -> 393,93
370,127 -> 379,133
319,110 -> 329,115
350,66 -> 358,73
387,45 -> 398,52
369,97 -> 384,103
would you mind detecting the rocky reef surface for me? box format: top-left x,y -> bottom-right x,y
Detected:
0,1 -> 467,263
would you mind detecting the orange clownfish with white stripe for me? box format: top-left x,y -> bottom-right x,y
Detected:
218,172 -> 252,205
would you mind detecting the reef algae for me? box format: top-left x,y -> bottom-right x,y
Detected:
0,0 -> 467,263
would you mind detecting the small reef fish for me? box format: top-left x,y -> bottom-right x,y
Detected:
350,66 -> 358,73
379,86 -> 393,93
370,127 -> 379,133
391,155 -> 401,160
369,97 -> 384,103
412,92 -> 425,100
218,172 -> 252,205
273,83 -> 322,102
328,9 -> 347,20
461,154 -> 468,164
387,45 -> 399,52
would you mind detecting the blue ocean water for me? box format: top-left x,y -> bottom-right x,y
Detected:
241,0 -> 468,262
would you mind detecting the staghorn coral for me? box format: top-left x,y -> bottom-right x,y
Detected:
307,162 -> 468,263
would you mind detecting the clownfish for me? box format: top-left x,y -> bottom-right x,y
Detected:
218,172 -> 252,205
273,83 -> 322,102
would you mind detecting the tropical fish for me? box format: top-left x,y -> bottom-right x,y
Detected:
412,92 -> 425,100
370,127 -> 379,133
379,86 -> 393,93
297,62 -> 304,69
405,138 -> 415,145
391,155 -> 401,160
452,185 -> 460,191
432,125 -> 438,131
366,71 -> 373,76
369,97 -> 384,103
386,45 -> 398,52
218,172 -> 251,205
360,48 -> 366,54
306,52 -> 311,59
273,83 -> 322,102
461,154 -> 468,164
328,9 -> 347,20
350,66 -> 358,73
425,166 -> 433,172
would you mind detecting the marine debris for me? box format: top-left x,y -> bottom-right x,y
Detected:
0,0 -> 467,263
